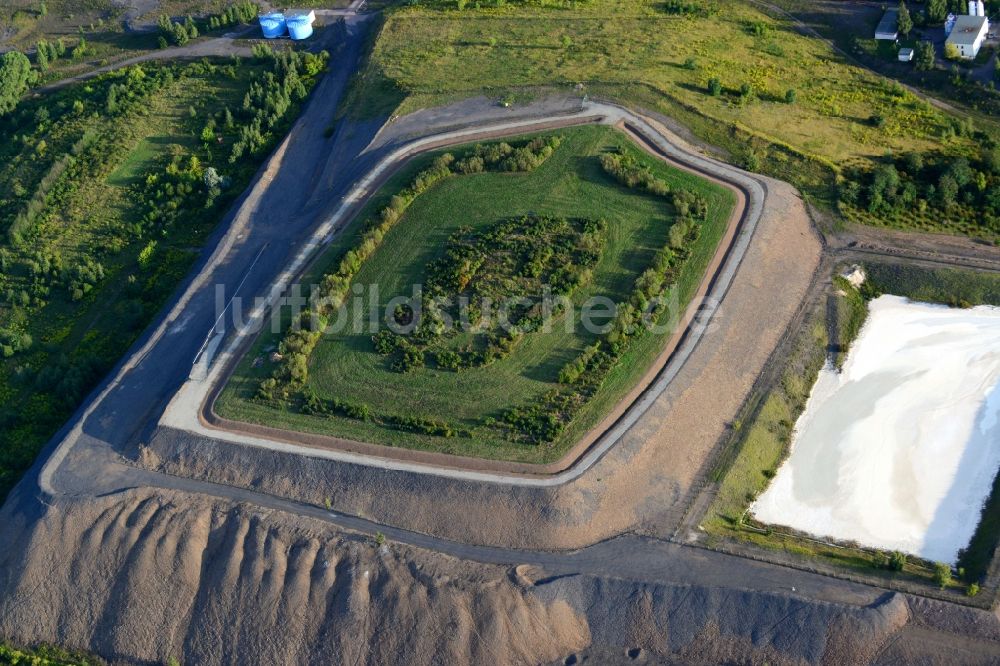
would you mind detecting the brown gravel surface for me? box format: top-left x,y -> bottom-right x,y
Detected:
2,488 -> 998,665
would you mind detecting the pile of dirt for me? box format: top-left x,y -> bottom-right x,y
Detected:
0,488 -> 588,665
2,488 -> 997,665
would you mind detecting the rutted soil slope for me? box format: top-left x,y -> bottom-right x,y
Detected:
2,489 -> 997,665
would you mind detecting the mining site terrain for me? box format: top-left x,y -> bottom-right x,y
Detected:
1,0 -> 1000,664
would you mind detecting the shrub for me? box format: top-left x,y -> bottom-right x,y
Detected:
372,329 -> 401,354
933,562 -> 953,589
660,0 -> 714,16
707,77 -> 722,96
392,347 -> 425,372
889,550 -> 907,572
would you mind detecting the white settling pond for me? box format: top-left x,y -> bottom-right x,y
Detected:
752,295 -> 1000,563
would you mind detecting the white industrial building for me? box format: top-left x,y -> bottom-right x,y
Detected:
946,1 -> 989,60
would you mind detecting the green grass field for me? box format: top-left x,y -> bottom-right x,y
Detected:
217,124 -> 735,463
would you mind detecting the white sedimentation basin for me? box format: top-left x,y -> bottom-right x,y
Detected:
752,295 -> 1000,563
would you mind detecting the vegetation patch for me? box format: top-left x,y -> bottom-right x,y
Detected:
376,213 -> 607,376
838,145 -> 1000,237
0,641 -> 100,666
218,125 -> 735,463
0,45 -> 328,502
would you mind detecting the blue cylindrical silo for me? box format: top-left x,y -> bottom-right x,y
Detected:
259,12 -> 286,39
286,15 -> 313,41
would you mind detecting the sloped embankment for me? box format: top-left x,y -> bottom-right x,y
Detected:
3,488 -> 993,665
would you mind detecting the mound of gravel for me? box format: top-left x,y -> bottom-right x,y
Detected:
2,488 -> 998,665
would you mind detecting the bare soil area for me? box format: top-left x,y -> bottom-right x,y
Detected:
3,486 -> 998,665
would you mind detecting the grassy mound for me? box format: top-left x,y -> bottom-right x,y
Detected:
217,124 -> 735,463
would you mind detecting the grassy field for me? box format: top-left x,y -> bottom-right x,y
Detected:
765,0 -> 1000,121
356,0 -> 969,158
0,48 -> 326,501
339,0 -> 999,235
704,264 -> 1000,591
217,124 -> 735,463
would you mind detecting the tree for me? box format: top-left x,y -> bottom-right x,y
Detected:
946,157 -> 973,188
105,84 -> 118,114
938,174 -> 959,207
707,77 -> 722,96
944,42 -> 961,61
784,88 -> 796,103
172,22 -> 189,45
898,1 -> 913,36
984,146 -> 1000,175
927,0 -> 947,23
0,51 -> 32,115
914,41 -> 935,71
72,37 -> 87,59
35,41 -> 49,71
905,151 -> 924,174
203,166 -> 224,189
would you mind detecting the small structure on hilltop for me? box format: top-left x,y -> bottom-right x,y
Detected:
259,12 -> 287,39
286,9 -> 316,40
875,9 -> 899,41
946,14 -> 989,59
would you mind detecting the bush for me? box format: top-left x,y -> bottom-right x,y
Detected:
707,77 -> 722,96
933,562 -> 952,589
660,0 -> 715,16
392,346 -> 425,372
889,550 -> 907,572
